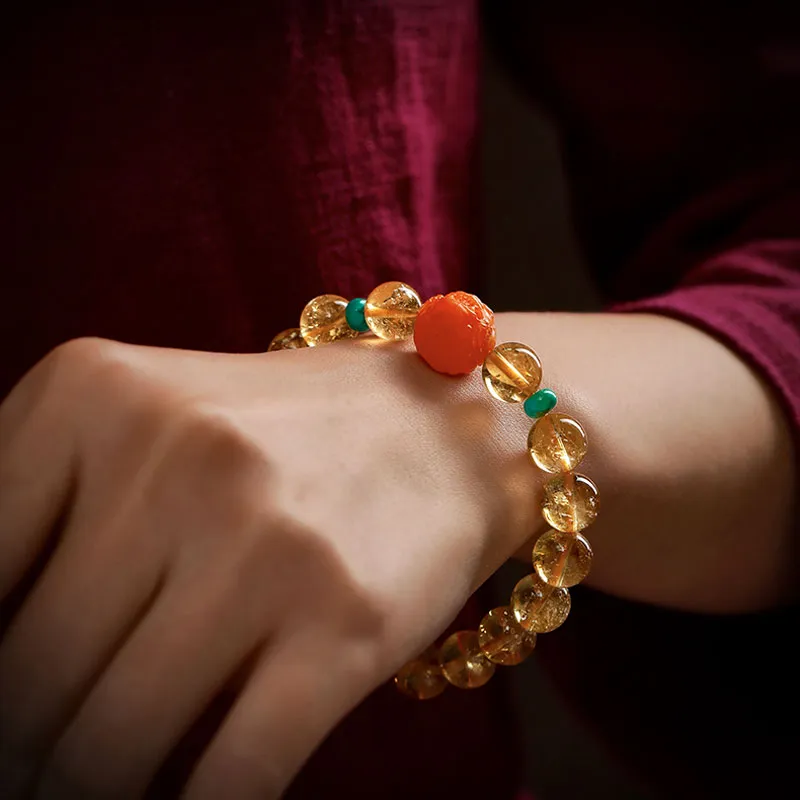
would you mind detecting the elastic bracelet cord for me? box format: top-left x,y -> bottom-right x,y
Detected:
269,282 -> 598,699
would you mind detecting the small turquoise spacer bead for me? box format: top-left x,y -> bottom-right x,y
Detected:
524,388 -> 558,419
345,298 -> 370,332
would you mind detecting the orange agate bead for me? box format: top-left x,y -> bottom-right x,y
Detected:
413,291 -> 496,375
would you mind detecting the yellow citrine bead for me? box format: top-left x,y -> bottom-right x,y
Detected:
528,413 -> 588,473
300,294 -> 360,347
533,530 -> 593,588
394,646 -> 448,700
267,327 -> 309,352
364,281 -> 422,340
541,472 -> 599,533
439,631 -> 496,689
478,606 -> 537,666
481,342 -> 543,403
510,573 -> 571,634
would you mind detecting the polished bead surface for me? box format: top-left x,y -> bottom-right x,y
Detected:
510,573 -> 571,634
300,294 -> 361,346
267,327 -> 308,352
524,388 -> 558,418
482,342 -> 542,403
541,473 -> 599,532
478,606 -> 537,665
394,646 -> 448,700
345,297 -> 370,332
533,530 -> 593,588
439,631 -> 496,688
414,292 -> 496,375
528,413 -> 588,473
364,281 -> 422,340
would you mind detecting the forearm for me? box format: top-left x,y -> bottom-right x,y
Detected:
491,310 -> 796,613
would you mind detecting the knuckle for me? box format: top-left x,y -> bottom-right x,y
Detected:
45,337 -> 122,382
49,336 -> 112,365
145,404 -> 272,543
38,338 -> 148,412
1,338 -> 123,435
264,520 -> 390,640
168,404 -> 269,480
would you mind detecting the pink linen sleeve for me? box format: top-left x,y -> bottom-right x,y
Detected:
611,180 -> 800,439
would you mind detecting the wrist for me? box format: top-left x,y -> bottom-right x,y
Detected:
347,335 -> 546,584
271,283 -> 606,698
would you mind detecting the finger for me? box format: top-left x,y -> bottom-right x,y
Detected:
183,628 -> 381,800
35,553 -> 273,799
0,508 -> 166,792
0,354 -> 77,601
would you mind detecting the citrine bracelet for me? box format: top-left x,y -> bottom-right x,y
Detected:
268,282 -> 598,699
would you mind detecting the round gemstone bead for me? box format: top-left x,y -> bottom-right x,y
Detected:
510,573 -> 571,634
267,327 -> 308,352
300,294 -> 361,347
364,281 -> 422,340
528,413 -> 588,473
345,298 -> 370,333
439,631 -> 496,689
524,388 -> 558,419
541,473 -> 599,532
482,342 -> 542,403
394,646 -> 448,700
414,292 -> 496,376
478,606 -> 537,666
533,530 -> 593,588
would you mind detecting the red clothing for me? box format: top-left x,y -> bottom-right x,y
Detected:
1,2 -> 799,798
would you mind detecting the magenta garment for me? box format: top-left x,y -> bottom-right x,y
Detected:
1,1 -> 799,798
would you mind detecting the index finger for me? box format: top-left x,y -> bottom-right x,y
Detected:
0,349 -> 76,604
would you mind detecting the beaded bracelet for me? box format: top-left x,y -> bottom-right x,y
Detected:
268,282 -> 598,699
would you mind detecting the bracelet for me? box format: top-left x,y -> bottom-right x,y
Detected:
268,282 -> 598,699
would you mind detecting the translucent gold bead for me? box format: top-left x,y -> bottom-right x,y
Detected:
300,294 -> 360,346
528,413 -> 588,473
267,327 -> 309,352
541,472 -> 599,533
364,281 -> 422,340
478,606 -> 537,666
394,646 -> 447,700
481,342 -> 542,403
533,530 -> 593,588
510,573 -> 571,634
439,631 -> 496,689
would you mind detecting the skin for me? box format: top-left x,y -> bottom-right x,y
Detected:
0,311 -> 795,798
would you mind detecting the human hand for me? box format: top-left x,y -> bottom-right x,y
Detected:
0,336 -> 537,798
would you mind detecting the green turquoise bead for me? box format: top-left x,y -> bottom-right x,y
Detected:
345,298 -> 369,332
524,388 -> 558,419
